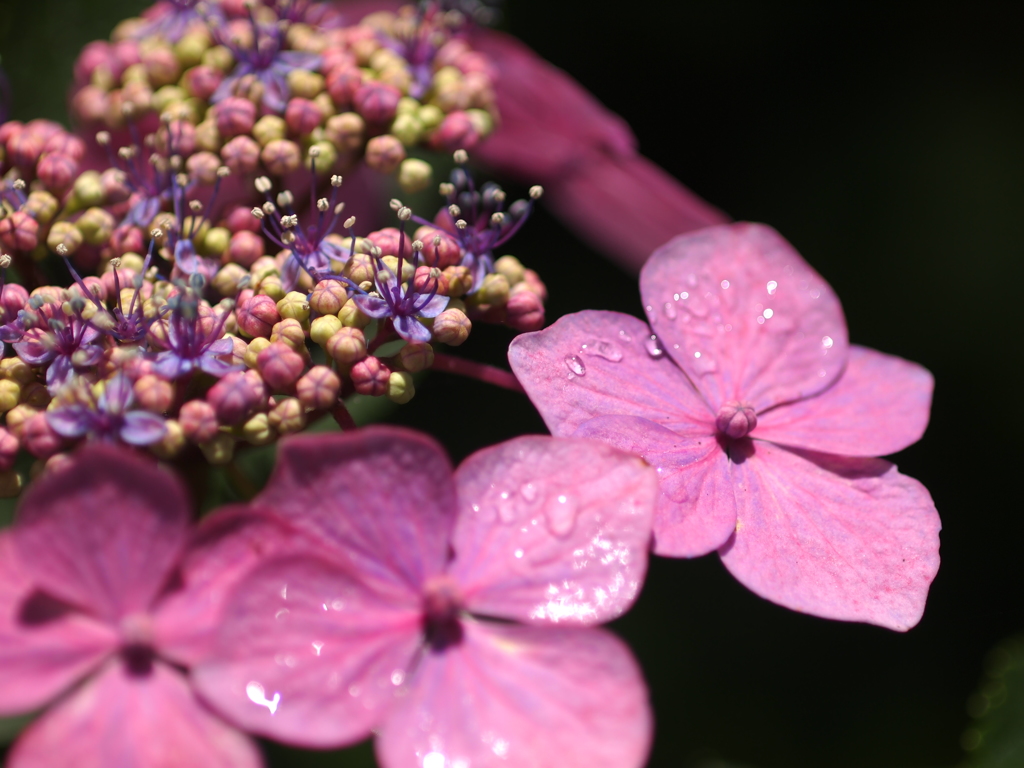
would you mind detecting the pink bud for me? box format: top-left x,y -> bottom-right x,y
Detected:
111,40 -> 141,77
413,265 -> 449,296
24,413 -> 64,459
296,365 -> 341,410
7,131 -> 44,169
42,133 -> 85,161
308,280 -> 348,316
0,212 -> 39,252
321,49 -> 356,74
156,119 -> 196,156
133,374 -> 175,414
326,327 -> 367,365
236,294 -> 280,338
415,227 -> 463,269
505,289 -> 545,331
350,356 -> 390,396
0,428 -> 19,471
715,401 -> 758,439
220,135 -> 261,175
326,66 -> 363,109
260,139 -> 301,176
182,65 -> 224,101
432,308 -> 472,346
429,111 -> 480,153
0,121 -> 22,147
225,205 -> 261,234
215,97 -> 257,139
256,342 -> 306,391
228,230 -> 264,268
365,227 -> 413,259
179,399 -> 220,443
185,151 -> 221,185
285,97 -> 324,136
353,81 -> 400,124
206,370 -> 263,425
142,46 -> 180,88
522,268 -> 548,301
364,134 -> 405,174
74,40 -> 113,85
1,284 -> 29,320
101,168 -> 131,203
36,153 -> 79,194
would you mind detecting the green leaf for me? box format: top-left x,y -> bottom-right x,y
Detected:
962,635 -> 1024,767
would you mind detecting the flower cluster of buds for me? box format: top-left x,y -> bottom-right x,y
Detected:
0,1 -> 548,496
68,0 -> 499,194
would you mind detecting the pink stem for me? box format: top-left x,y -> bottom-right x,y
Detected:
432,352 -> 525,394
330,399 -> 358,431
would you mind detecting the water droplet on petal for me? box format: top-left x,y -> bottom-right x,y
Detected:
763,308 -> 774,319
821,335 -> 834,348
520,482 -> 538,502
767,280 -> 778,295
662,301 -> 677,320
564,355 -> 586,376
581,339 -> 623,362
645,335 -> 664,358
618,329 -> 633,342
721,279 -> 730,289
514,548 -> 524,559
545,494 -> 577,537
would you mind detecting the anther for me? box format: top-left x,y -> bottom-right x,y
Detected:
0,254 -> 11,268
331,175 -> 343,188
389,198 -> 403,211
55,244 -> 68,257
439,182 -> 454,196
411,240 -> 424,252
317,198 -> 329,212
254,176 -> 273,193
96,131 -> 111,145
217,166 -> 231,177
262,201 -> 275,215
189,200 -> 203,213
397,206 -> 412,221
455,219 -> 467,230
277,191 -> 294,207
490,212 -> 505,226
529,185 -> 544,200
344,216 -> 357,229
453,149 -> 468,164
251,207 -> 265,219
150,228 -> 163,239
448,204 -> 461,217
334,203 -> 345,215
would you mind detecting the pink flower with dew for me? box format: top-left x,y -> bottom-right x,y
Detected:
509,223 -> 940,631
0,444 -> 306,767
193,426 -> 657,768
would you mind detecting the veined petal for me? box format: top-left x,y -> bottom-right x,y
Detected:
640,223 -> 849,413
7,659 -> 262,768
753,345 -> 934,456
719,442 -> 941,630
251,428 -> 458,596
198,354 -> 243,378
352,294 -> 392,319
120,412 -> 167,446
508,310 -> 713,437
377,622 -> 652,768
45,406 -> 94,439
450,436 -> 656,625
574,415 -> 737,558
192,555 -> 421,748
416,292 -> 449,319
151,351 -> 190,380
393,314 -> 431,343
11,446 -> 190,624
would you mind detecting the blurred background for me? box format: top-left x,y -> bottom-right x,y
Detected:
1,1 -> 1022,766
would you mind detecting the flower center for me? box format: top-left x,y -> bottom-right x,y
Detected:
715,400 -> 758,439
118,612 -> 156,675
422,574 -> 464,651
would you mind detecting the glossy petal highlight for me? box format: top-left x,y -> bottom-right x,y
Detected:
377,622 -> 652,768
450,436 -> 657,624
719,442 -> 941,630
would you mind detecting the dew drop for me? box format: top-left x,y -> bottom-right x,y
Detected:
721,279 -> 730,289
662,301 -> 677,320
581,339 -> 623,362
645,335 -> 664,358
520,482 -> 538,502
564,355 -> 586,376
763,308 -> 774,319
821,335 -> 834,349
767,280 -> 778,295
618,329 -> 633,342
545,494 -> 577,537
810,288 -> 821,299
757,316 -> 765,324
514,548 -> 524,559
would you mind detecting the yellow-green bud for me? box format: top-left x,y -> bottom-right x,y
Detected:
25,191 -> 59,225
258,275 -> 286,303
476,273 -> 510,307
305,141 -> 337,173
324,112 -> 365,152
0,380 -> 22,412
398,158 -> 432,194
432,308 -> 471,346
417,103 -> 444,130
48,221 -> 84,255
201,45 -> 234,72
174,32 -> 210,68
310,314 -> 343,346
200,226 -> 231,257
390,113 -> 422,147
152,84 -> 188,114
150,419 -> 186,460
270,318 -> 307,352
337,299 -> 371,329
195,120 -> 221,152
200,433 -> 235,465
387,371 -> 415,404
20,382 -> 51,409
381,255 -> 414,282
396,96 -> 420,116
76,207 -> 116,246
397,342 -> 434,372
71,170 -> 105,209
213,263 -> 248,296
287,69 -> 324,99
241,412 -> 275,445
494,255 -> 526,286
1,358 -> 35,386
253,115 -> 287,146
268,397 -> 306,434
245,337 -> 272,368
466,108 -> 495,138
276,291 -> 309,323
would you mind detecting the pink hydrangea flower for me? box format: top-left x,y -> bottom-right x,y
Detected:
509,223 -> 941,630
0,444 -> 287,767
193,427 -> 657,767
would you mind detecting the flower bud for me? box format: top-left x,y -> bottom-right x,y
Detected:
432,308 -> 471,346
429,110 -> 480,152
287,68 -> 325,99
324,111 -> 365,152
398,158 -> 432,193
350,356 -> 389,397
182,64 -> 223,100
186,151 -> 222,185
200,433 -> 235,465
336,298 -> 371,329
296,365 -> 341,410
261,139 -> 302,175
310,314 -> 342,347
343,253 -> 375,285
257,342 -> 305,391
309,280 -> 348,316
195,120 -> 221,152
252,114 -> 287,146
0,211 -> 39,252
47,221 -> 84,255
505,288 -> 545,332
326,327 -> 367,364
305,141 -> 337,173
200,227 -> 231,258
413,265 -> 449,296
0,380 -> 21,412
212,263 -> 248,297
143,45 -> 181,87
364,134 -> 405,174
207,370 -> 265,426
442,265 -> 474,298
235,294 -> 280,338
387,371 -> 415,404
245,337 -> 271,369
179,399 -> 219,443
416,228 -> 462,269
268,397 -> 306,434
156,119 -> 196,156
37,153 -> 79,194
20,382 -> 50,409
133,374 -> 175,413
149,419 -> 186,460
72,170 -> 105,209
215,96 -> 256,138
494,255 -> 526,286
257,274 -> 285,302
24,413 -> 64,459
0,357 -> 33,385
285,97 -> 324,136
76,207 -> 116,246
220,135 -> 261,174
270,318 -> 307,352
715,401 -> 758,439
353,81 -> 400,123
397,342 -> 434,373
227,229 -> 264,268
475,273 -> 510,307
0,428 -> 20,471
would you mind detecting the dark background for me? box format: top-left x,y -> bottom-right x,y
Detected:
1,2 -> 1022,766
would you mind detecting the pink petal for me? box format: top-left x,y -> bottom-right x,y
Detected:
11,445 -> 190,623
752,345 -> 934,456
153,508 -> 312,666
573,416 -> 738,558
639,223 -> 849,414
250,427 -> 458,595
377,622 -> 652,768
508,310 -> 713,437
448,436 -> 657,624
192,554 -> 422,748
8,659 -> 262,768
719,441 -> 941,630
545,153 -> 731,274
0,532 -> 117,715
